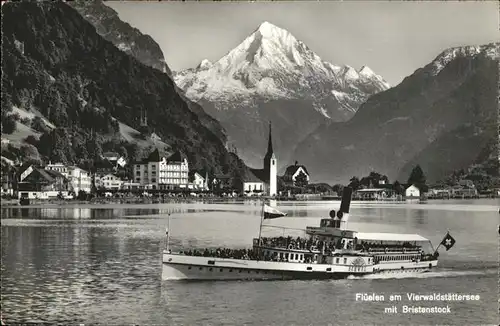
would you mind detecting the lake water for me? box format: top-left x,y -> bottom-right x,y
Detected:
1,199 -> 499,325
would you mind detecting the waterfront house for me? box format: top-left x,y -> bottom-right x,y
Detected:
188,171 -> 208,191
45,163 -> 92,194
17,167 -> 69,199
451,180 -> 478,198
95,173 -> 124,190
405,184 -> 420,199
133,148 -> 189,190
356,188 -> 395,200
282,161 -> 310,187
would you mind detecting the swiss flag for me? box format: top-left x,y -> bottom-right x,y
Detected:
440,232 -> 456,251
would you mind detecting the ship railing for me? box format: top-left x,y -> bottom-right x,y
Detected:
366,248 -> 422,254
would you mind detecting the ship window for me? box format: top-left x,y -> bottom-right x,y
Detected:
368,258 -> 371,264
285,253 -> 289,259
220,268 -> 223,272
239,269 -> 242,273
295,254 -> 298,260
300,254 -> 303,260
188,266 -> 192,270
336,258 -> 339,264
209,268 -> 213,271
229,269 -> 233,272
307,267 -> 312,271
326,268 -> 332,272
199,267 -> 203,270
248,270 -> 251,273
344,258 -> 347,264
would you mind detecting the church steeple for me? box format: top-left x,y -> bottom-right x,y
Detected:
262,121 -> 277,196
265,121 -> 274,158
264,121 -> 275,172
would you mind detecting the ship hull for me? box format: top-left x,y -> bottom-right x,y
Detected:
162,253 -> 438,281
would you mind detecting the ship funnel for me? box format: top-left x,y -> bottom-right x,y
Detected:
339,187 -> 353,230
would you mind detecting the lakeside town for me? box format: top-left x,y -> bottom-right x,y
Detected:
2,127 -> 498,205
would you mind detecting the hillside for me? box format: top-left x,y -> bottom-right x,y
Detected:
69,0 -> 227,143
293,43 -> 499,184
1,1 -> 242,176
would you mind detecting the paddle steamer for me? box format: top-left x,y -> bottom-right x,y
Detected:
162,188 -> 455,280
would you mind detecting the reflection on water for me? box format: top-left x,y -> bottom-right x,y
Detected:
1,200 -> 498,325
412,209 -> 427,226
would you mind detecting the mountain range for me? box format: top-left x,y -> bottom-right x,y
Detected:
1,1 -> 243,177
174,22 -> 390,169
293,43 -> 499,184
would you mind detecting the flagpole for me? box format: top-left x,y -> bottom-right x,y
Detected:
433,230 -> 449,253
166,213 -> 171,252
257,200 -> 265,246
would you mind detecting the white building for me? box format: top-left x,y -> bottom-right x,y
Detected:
133,149 -> 189,190
405,184 -> 420,198
283,162 -> 310,186
95,174 -> 123,190
189,171 -> 208,190
240,123 -> 278,196
46,163 -> 91,194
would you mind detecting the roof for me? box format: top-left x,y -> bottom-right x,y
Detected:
43,169 -> 66,179
188,171 -> 204,178
94,160 -> 115,169
264,122 -> 274,160
135,148 -> 170,164
355,232 -> 429,242
102,152 -> 119,158
241,168 -> 265,183
284,164 -> 309,177
36,168 -> 55,182
18,163 -> 34,177
248,168 -> 268,183
357,188 -> 393,193
168,150 -> 187,162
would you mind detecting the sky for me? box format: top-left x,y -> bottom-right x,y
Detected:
107,1 -> 499,86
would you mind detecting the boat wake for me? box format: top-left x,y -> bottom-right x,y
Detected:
347,268 -> 497,280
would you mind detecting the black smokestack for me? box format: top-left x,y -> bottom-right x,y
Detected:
339,187 -> 353,213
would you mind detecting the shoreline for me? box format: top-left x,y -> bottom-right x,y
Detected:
1,195 -> 497,208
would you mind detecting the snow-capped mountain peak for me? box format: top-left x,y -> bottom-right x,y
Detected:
174,21 -> 390,115
359,65 -> 375,77
430,43 -> 499,75
197,59 -> 213,70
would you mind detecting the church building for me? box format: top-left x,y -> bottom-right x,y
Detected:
239,123 -> 278,196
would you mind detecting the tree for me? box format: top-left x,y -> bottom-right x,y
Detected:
31,116 -> 49,133
407,165 -> 426,185
20,144 -> 42,165
348,176 -> 360,191
294,171 -> 308,188
332,184 -> 344,196
1,114 -> 17,134
407,165 -> 428,192
393,181 -> 404,195
24,135 -> 38,146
